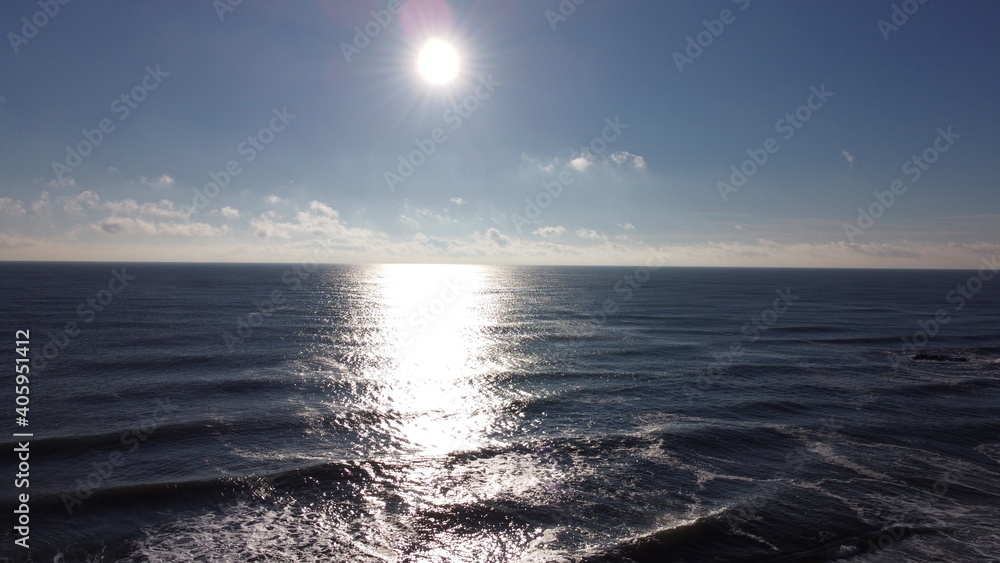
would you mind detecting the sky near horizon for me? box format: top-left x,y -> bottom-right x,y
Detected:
0,0 -> 997,268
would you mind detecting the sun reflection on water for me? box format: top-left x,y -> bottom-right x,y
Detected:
288,263 -> 581,561
366,263 -> 505,456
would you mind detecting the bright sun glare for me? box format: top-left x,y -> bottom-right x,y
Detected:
417,39 -> 460,84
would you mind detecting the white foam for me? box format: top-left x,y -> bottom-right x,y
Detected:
975,443 -> 1000,466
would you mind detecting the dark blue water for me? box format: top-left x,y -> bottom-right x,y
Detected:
1,263 -> 998,562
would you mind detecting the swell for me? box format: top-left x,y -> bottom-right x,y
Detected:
580,506 -> 937,563
21,458 -> 384,519
45,349 -> 287,376
12,425 -> 791,514
0,408 -> 395,478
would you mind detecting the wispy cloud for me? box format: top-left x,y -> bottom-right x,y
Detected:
250,200 -> 386,249
403,203 -> 456,225
575,228 -> 607,241
533,225 -> 566,237
0,197 -> 26,217
96,217 -> 228,237
101,198 -> 186,218
30,191 -> 51,217
524,149 -> 648,176
63,191 -> 101,215
485,227 -> 509,247
610,151 -> 645,169
140,174 -> 175,189
0,232 -> 31,248
47,176 -> 76,188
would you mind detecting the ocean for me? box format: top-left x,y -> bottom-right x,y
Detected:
1,262 -> 998,562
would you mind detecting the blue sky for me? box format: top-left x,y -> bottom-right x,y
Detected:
1,0 -> 997,267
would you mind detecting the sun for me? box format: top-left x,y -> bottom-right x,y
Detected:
416,39 -> 460,84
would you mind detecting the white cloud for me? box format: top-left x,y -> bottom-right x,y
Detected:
533,225 -> 566,237
141,200 -> 186,218
842,149 -> 855,166
100,198 -> 186,218
63,191 -> 101,215
610,151 -> 646,169
569,154 -> 594,172
266,195 -> 283,204
402,204 -> 456,225
616,222 -> 636,231
97,218 -> 146,235
250,201 -> 387,251
485,227 -> 509,247
0,232 -> 30,248
30,191 -> 51,216
140,174 -> 175,189
524,149 -> 647,176
450,197 -> 466,206
575,228 -> 607,241
400,214 -> 421,228
219,206 -> 240,219
157,222 -> 229,237
309,200 -> 338,217
47,176 -> 76,188
0,197 -> 26,217
521,153 -> 558,174
97,217 -> 227,237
